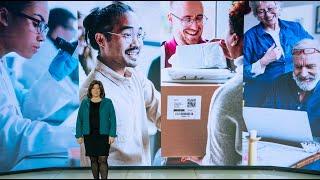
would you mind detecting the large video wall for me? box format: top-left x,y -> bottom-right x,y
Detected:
0,1 -> 319,173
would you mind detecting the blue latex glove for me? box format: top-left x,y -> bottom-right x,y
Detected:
49,50 -> 78,81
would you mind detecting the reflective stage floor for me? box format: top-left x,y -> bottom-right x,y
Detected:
1,169 -> 319,179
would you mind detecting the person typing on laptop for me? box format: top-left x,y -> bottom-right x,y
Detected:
262,39 -> 320,138
243,39 -> 320,170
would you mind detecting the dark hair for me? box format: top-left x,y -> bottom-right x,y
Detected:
229,1 -> 251,38
83,1 -> 134,51
0,1 -> 33,12
87,80 -> 105,99
48,8 -> 76,35
77,11 -> 83,20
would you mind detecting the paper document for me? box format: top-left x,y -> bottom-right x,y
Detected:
242,132 -> 315,167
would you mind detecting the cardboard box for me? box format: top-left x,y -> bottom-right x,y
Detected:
161,83 -> 221,157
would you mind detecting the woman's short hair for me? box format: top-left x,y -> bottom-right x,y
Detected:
249,1 -> 281,17
87,80 -> 105,98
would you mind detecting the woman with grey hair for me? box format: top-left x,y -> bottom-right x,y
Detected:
243,1 -> 313,107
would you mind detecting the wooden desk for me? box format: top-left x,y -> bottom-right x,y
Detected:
291,152 -> 320,168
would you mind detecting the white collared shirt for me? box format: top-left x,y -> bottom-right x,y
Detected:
79,60 -> 161,166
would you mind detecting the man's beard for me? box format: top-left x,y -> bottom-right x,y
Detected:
293,72 -> 320,91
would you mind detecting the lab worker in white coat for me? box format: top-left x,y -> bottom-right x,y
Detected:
15,7 -> 78,123
0,1 -> 79,172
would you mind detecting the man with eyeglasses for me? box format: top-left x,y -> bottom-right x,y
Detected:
15,7 -> 78,124
162,1 -> 208,68
263,39 -> 320,153
79,2 -> 160,166
243,1 -> 313,107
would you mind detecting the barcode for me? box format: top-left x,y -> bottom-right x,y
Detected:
175,112 -> 193,115
187,98 -> 196,108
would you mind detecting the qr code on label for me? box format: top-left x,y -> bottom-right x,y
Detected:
187,98 -> 196,108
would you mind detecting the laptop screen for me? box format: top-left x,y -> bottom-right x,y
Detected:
243,107 -> 313,143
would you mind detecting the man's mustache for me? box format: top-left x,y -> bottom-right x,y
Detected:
297,76 -> 315,82
125,47 -> 140,53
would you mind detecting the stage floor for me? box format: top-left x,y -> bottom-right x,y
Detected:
0,169 -> 319,179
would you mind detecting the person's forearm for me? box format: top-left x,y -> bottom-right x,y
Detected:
146,89 -> 161,130
251,59 -> 267,77
144,78 -> 161,130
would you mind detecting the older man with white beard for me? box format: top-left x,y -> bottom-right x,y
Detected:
262,38 -> 320,138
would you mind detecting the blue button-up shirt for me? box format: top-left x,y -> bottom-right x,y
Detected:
244,19 -> 313,81
263,72 -> 320,137
243,19 -> 313,106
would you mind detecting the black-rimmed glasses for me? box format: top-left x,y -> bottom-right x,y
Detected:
13,11 -> 49,36
292,48 -> 320,56
171,13 -> 208,27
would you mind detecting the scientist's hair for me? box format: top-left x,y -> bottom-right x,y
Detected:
48,8 -> 76,36
292,39 -> 320,55
249,1 -> 281,17
0,1 -> 34,12
78,10 -> 83,20
83,1 -> 134,51
87,80 -> 105,99
229,1 -> 251,38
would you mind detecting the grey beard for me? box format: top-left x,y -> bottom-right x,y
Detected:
292,72 -> 320,91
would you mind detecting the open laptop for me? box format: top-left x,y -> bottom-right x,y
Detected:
243,107 -> 313,145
